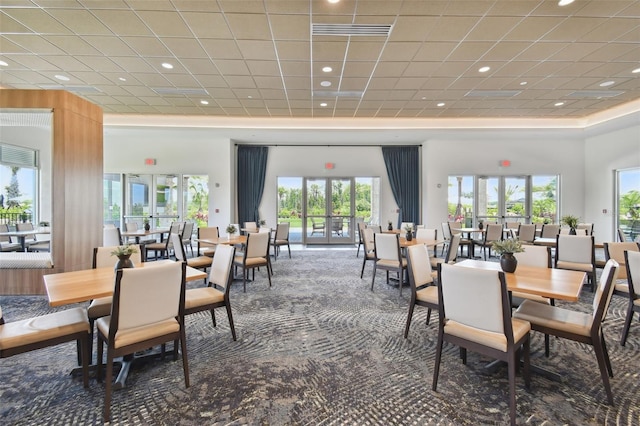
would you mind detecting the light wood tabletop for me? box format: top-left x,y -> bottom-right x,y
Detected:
44,260 -> 207,307
195,235 -> 248,246
400,238 -> 444,248
454,259 -> 585,302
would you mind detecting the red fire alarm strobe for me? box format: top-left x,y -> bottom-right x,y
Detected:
499,160 -> 511,167
325,162 -> 335,170
145,158 -> 157,165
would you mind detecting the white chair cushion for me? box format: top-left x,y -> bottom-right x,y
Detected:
97,317 -> 179,349
185,287 -> 224,310
0,307 -> 88,350
444,318 -> 530,352
514,300 -> 592,337
556,260 -> 593,274
88,296 -> 112,319
416,286 -> 438,304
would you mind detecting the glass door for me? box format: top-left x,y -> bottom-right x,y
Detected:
124,174 -> 180,229
477,176 -> 530,225
503,176 -> 528,224
303,177 -> 355,244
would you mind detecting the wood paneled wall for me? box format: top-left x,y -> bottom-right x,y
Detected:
0,90 -> 103,294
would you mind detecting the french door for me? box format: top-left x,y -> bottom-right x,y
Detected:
476,176 -> 530,224
124,174 -> 180,228
304,177 -> 355,244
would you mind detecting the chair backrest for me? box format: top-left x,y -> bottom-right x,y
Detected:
415,228 -> 437,241
540,224 -> 560,238
577,223 -> 594,235
505,222 -> 520,229
367,224 -> 382,234
618,228 -> 627,242
103,227 -> 122,246
560,227 -> 588,235
592,259 -> 619,326
444,234 -> 461,263
182,222 -> 194,239
373,233 -> 401,263
16,222 -> 34,231
555,235 -> 594,264
438,263 -> 511,339
167,222 -> 182,248
357,221 -> 366,243
448,221 -> 462,235
484,223 -> 503,241
112,261 -> 185,332
198,226 -> 219,241
517,224 -> 536,243
208,244 -> 235,291
0,224 -> 10,243
514,245 -> 551,268
93,245 -> 143,268
625,250 -> 640,298
244,222 -> 258,232
125,222 -> 138,232
362,228 -> 375,253
604,242 -> 640,280
406,244 -> 434,289
245,230 -> 270,258
171,233 -> 187,261
441,222 -> 451,241
275,222 -> 290,240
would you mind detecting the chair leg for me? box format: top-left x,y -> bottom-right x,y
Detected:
266,264 -> 272,288
243,269 -> 247,293
425,308 -> 432,326
180,326 -> 190,388
620,303 -> 635,346
523,336 -> 531,389
80,333 -> 90,388
508,352 -> 517,426
601,333 -> 613,378
544,333 -> 550,357
432,329 -> 444,391
404,302 -> 415,339
104,348 -> 114,422
460,347 -> 467,364
371,265 -> 377,291
593,334 -> 614,405
226,304 -> 237,341
210,309 -> 217,327
287,243 -> 291,258
361,258 -> 367,278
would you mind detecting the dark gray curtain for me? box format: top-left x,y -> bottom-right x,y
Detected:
381,146 -> 420,228
237,145 -> 269,227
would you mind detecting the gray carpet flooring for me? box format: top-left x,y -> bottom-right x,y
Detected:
1,247 -> 640,425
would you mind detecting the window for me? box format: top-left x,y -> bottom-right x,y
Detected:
617,168 -> 640,241
0,143 -> 39,224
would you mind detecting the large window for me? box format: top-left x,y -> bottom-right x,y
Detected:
0,143 -> 39,225
617,168 -> 640,241
448,175 -> 558,225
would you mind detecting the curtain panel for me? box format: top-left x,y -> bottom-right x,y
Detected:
381,146 -> 420,228
237,145 -> 269,228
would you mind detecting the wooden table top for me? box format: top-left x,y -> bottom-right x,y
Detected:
44,260 -> 207,307
454,259 -> 585,302
195,235 -> 248,246
400,238 -> 444,248
120,228 -> 169,237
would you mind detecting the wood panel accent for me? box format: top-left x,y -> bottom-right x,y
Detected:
0,89 -> 103,295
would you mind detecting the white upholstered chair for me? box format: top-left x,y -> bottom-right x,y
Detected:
516,224 -> 536,243
360,227 -> 376,279
620,250 -> 640,346
197,226 -> 219,257
404,244 -> 439,338
233,230 -> 271,292
172,233 -> 212,276
555,234 -> 596,292
434,263 -> 531,426
272,222 -> 291,260
371,233 -> 407,296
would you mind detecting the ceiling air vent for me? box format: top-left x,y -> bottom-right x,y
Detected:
313,90 -> 364,98
40,85 -> 101,93
567,90 -> 624,98
312,23 -> 392,37
465,90 -> 521,98
152,87 -> 209,96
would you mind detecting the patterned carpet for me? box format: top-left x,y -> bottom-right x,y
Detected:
1,247 -> 639,425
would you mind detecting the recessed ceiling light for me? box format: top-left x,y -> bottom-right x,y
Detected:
200,100 -> 209,105
555,102 -> 565,107
320,102 -> 328,107
328,0 -> 340,3
118,77 -> 126,81
421,97 -> 427,100
520,81 -> 527,86
632,67 -> 640,74
0,60 -> 8,67
248,95 -> 253,99
161,62 -> 173,69
558,0 -> 575,5
479,66 -> 491,73
599,81 -> 615,87
55,75 -> 70,81
320,81 -> 332,87
322,66 -> 332,73
437,102 -> 445,107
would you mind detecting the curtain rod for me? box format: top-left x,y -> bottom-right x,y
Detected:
234,144 -> 422,148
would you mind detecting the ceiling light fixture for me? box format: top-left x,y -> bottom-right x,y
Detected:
520,81 -> 527,86
322,66 -> 332,73
320,81 -> 332,87
328,0 -> 340,3
0,60 -> 8,66
599,81 -> 615,87
555,102 -> 565,107
200,100 -> 209,105
320,103 -> 328,107
55,75 -> 70,81
248,95 -> 253,99
632,67 -> 640,74
479,66 -> 491,73
118,77 -> 126,81
161,62 -> 174,69
437,102 -> 445,107
558,0 -> 575,5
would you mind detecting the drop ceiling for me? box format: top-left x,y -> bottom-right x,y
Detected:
0,0 -> 639,122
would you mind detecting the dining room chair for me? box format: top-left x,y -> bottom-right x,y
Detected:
124,222 -> 156,246
181,221 -> 195,257
434,263 -> 531,426
577,222 -> 594,235
540,224 -> 560,238
0,304 -> 91,388
440,222 -> 451,257
511,245 -> 553,307
604,242 -> 640,285
184,244 -> 237,340
233,230 -> 272,292
15,222 -> 37,249
360,227 -> 376,279
272,222 -> 291,260
145,221 -> 181,260
430,234 -> 461,277
513,259 -> 619,405
0,224 -> 22,252
96,261 -> 189,422
404,244 -> 439,338
103,226 -> 123,246
516,224 -> 536,243
371,233 -> 407,296
620,250 -> 640,346
197,226 -> 219,257
618,228 -> 627,242
555,234 -> 596,292
356,221 -> 366,257
448,221 -> 472,258
244,221 -> 258,233
310,218 -> 325,236
171,233 -> 212,277
415,227 -> 438,255
473,223 -> 504,260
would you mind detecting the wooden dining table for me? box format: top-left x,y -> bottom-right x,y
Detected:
399,237 -> 444,249
195,235 -> 248,246
44,260 -> 207,307
0,227 -> 51,251
120,227 -> 169,244
454,259 -> 585,302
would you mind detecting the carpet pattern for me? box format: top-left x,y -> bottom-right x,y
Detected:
1,248 -> 640,425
